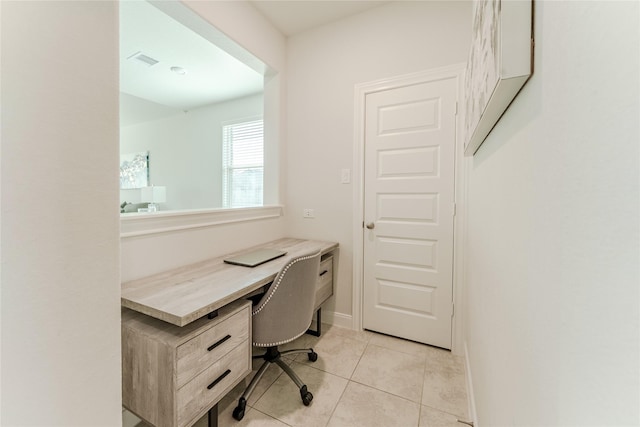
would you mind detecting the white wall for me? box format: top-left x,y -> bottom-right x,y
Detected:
0,0 -> 285,423
120,94 -> 263,211
285,1 -> 472,319
0,1 -> 121,425
465,1 -> 639,425
183,0 -> 287,207
183,0 -> 285,72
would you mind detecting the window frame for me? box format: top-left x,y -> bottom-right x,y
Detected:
221,117 -> 265,208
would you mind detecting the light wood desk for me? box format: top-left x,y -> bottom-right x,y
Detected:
121,238 -> 339,427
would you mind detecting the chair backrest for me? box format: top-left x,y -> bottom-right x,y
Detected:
251,250 -> 321,347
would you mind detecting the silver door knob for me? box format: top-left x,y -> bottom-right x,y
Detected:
366,222 -> 375,230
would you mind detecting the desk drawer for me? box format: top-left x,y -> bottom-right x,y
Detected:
122,300 -> 251,427
176,306 -> 250,388
315,256 -> 333,308
177,342 -> 249,427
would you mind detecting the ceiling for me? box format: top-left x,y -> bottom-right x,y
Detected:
120,1 -> 264,114
120,1 -> 388,123
250,1 -> 390,37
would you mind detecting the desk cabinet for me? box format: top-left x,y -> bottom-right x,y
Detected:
315,254 -> 334,309
122,300 -> 251,427
306,254 -> 334,337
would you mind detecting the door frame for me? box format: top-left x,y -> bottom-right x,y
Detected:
352,64 -> 468,354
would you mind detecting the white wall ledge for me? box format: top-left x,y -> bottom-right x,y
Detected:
120,205 -> 283,238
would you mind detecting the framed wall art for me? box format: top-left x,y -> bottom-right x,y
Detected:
120,151 -> 149,189
464,0 -> 533,156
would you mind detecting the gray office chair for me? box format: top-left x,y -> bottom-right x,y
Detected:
232,250 -> 321,421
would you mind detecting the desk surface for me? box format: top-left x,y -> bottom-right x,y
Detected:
121,238 -> 338,326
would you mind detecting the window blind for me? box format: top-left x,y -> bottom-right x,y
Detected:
222,119 -> 264,208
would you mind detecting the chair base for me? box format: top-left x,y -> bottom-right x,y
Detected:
232,346 -> 317,421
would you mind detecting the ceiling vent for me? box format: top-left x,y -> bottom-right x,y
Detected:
127,51 -> 159,67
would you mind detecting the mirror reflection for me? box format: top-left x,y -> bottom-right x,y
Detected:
119,0 -> 265,213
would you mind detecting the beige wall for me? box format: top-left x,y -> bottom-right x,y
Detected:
464,1 -> 639,424
1,1 -> 121,424
285,1 -> 472,320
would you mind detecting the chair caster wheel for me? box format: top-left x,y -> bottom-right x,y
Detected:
308,350 -> 318,362
233,397 -> 246,421
300,385 -> 313,406
302,391 -> 313,406
232,406 -> 245,421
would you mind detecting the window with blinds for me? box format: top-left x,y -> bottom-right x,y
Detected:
222,119 -> 264,208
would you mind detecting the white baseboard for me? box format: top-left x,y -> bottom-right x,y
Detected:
464,341 -> 479,427
320,309 -> 353,330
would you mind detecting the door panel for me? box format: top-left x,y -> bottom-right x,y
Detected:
363,78 -> 457,348
378,280 -> 436,315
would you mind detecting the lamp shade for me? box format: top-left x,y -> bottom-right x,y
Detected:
140,186 -> 166,204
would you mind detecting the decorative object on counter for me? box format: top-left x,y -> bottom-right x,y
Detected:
140,186 -> 166,212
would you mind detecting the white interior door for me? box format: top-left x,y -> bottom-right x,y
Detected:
363,77 -> 457,349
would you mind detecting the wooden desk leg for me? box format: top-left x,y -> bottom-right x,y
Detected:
306,308 -> 321,337
208,404 -> 218,427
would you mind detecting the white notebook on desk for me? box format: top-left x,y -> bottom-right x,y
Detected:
223,248 -> 287,268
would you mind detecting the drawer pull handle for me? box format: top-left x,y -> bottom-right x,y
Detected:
207,369 -> 231,390
207,334 -> 231,352
319,270 -> 329,277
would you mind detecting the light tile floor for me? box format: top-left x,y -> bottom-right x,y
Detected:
197,323 -> 469,427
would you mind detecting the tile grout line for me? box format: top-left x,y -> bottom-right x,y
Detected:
322,328 -> 371,426
421,402 -> 469,420
250,406 -> 295,426
347,376 -> 426,409
417,348 -> 430,426
328,326 -> 367,426
245,328 -> 464,425
246,364 -> 286,410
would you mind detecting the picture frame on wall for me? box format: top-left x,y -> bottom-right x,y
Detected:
463,0 -> 534,156
120,151 -> 149,189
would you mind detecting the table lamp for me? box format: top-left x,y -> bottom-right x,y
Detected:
140,186 -> 166,212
